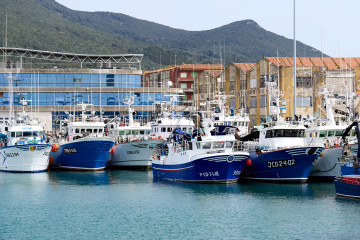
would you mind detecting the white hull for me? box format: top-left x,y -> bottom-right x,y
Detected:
310,144 -> 357,178
0,144 -> 51,172
109,139 -> 165,168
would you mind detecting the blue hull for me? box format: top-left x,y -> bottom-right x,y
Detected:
240,147 -> 324,183
152,154 -> 247,183
335,179 -> 360,199
341,165 -> 360,175
50,140 -> 114,171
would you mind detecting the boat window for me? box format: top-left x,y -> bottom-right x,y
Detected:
146,131 -> 150,135
81,129 -> 85,133
23,132 -> 32,137
16,132 -> 22,137
149,143 -> 155,148
328,131 -> 335,137
119,131 -> 125,135
189,128 -> 192,133
202,142 -> 211,149
99,129 -> 103,133
161,128 -> 166,132
182,128 -> 187,131
32,132 -> 40,137
75,128 -> 79,133
319,131 -> 327,137
335,131 -> 343,136
196,142 -> 201,149
213,142 -> 225,149
126,130 -> 131,135
273,129 -> 305,137
11,132 -> 15,137
94,129 -> 98,133
132,130 -> 139,135
265,130 -> 273,138
86,129 -> 92,133
167,127 -> 172,132
226,141 -> 234,148
140,130 -> 145,135
351,130 -> 355,137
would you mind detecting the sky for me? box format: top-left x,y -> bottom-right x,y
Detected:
55,0 -> 360,58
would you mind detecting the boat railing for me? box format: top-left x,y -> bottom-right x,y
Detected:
233,140 -> 261,152
336,176 -> 360,185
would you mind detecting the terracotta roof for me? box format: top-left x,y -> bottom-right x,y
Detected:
144,66 -> 173,74
298,58 -> 314,67
264,57 -> 360,70
231,63 -> 256,71
177,64 -> 224,70
323,58 -> 338,70
203,69 -> 223,77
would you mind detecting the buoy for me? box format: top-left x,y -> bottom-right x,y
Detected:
51,144 -> 59,152
245,158 -> 252,166
49,156 -> 54,163
110,148 -> 114,154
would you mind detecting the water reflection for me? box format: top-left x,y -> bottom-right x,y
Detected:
106,169 -> 153,184
48,169 -> 153,186
49,171 -> 113,186
0,171 -> 50,185
152,177 -> 336,199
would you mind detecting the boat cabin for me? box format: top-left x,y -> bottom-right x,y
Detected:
7,125 -> 47,146
305,126 -> 356,147
257,125 -> 307,150
67,122 -> 105,141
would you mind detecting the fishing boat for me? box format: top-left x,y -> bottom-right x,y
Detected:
199,93 -> 249,137
152,128 -> 250,183
49,102 -> 114,171
239,123 -> 324,182
107,94 -> 164,169
306,87 -> 358,180
238,80 -> 324,183
152,101 -> 251,183
334,175 -> 360,199
0,99 -> 51,173
149,94 -> 195,140
334,119 -> 360,199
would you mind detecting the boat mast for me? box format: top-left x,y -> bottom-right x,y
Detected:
293,0 -> 297,116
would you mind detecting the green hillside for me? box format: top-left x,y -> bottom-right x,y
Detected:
0,0 -> 326,70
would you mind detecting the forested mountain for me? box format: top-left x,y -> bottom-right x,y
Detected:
0,0 -> 326,70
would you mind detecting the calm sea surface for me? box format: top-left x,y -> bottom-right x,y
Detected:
1,170 -> 360,240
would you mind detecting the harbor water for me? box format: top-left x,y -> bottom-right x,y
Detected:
1,170 -> 360,239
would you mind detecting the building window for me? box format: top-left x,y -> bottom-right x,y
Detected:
250,79 -> 257,88
250,97 -> 257,108
181,83 -> 187,88
259,75 -> 266,88
260,96 -> 266,107
180,72 -> 187,78
296,77 -> 312,88
296,97 -> 312,107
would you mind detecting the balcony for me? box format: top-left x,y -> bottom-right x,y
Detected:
183,88 -> 193,92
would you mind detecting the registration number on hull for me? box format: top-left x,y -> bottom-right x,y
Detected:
267,159 -> 296,168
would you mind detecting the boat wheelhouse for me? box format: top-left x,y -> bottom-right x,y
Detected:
50,103 -> 114,171
0,99 -> 51,173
